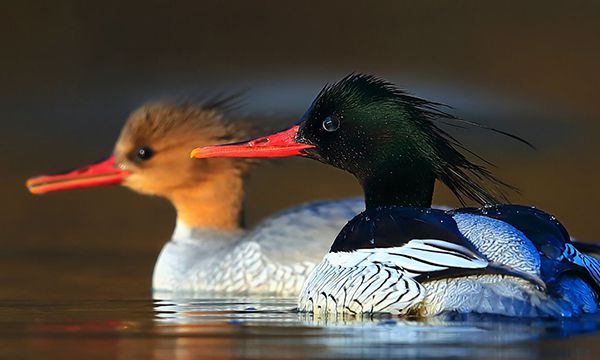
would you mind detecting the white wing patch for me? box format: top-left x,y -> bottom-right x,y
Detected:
326,239 -> 487,272
298,239 -> 490,315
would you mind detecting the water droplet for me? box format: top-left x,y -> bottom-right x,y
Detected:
369,238 -> 375,244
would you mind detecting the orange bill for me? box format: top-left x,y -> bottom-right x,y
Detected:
191,125 -> 314,159
26,156 -> 129,195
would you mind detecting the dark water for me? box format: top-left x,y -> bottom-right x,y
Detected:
2,297 -> 600,360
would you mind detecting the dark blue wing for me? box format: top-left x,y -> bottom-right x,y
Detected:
456,205 -> 567,255
455,205 -> 600,290
330,207 -> 479,254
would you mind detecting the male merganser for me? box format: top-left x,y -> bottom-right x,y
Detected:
191,74 -> 600,317
26,100 -> 364,297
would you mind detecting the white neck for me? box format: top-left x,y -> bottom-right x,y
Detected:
154,217 -> 243,292
172,218 -> 194,240
171,218 -> 242,244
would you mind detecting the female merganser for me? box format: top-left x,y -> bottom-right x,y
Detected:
191,74 -> 600,317
26,100 -> 363,297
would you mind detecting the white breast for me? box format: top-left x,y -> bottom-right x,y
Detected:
152,198 -> 364,298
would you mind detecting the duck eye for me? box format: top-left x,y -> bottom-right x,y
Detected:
322,116 -> 340,132
136,146 -> 154,161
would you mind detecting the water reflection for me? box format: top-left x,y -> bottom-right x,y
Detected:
151,297 -> 600,359
2,298 -> 600,359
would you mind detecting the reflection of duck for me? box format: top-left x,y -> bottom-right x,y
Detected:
192,74 -> 600,317
27,100 -> 363,296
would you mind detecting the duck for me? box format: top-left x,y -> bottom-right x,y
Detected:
26,99 -> 364,297
191,74 -> 600,317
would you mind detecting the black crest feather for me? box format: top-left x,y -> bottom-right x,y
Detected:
328,74 -> 531,206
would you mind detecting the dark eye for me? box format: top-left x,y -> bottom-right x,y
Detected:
136,146 -> 154,161
322,116 -> 340,132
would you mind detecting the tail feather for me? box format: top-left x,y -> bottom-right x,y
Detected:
564,243 -> 600,287
571,240 -> 600,259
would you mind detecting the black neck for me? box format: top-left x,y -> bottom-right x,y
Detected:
360,165 -> 435,209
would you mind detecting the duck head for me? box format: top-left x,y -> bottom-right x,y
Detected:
192,74 -> 520,209
27,100 -> 252,230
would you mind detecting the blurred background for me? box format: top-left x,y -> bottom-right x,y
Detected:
1,1 -> 599,300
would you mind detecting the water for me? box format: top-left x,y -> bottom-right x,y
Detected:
2,295 -> 600,359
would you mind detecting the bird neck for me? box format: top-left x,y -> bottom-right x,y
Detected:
168,171 -> 244,232
360,162 -> 435,209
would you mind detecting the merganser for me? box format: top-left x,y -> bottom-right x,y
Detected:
26,100 -> 364,297
191,74 -> 600,317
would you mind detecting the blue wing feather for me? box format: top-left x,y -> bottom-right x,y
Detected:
455,205 -> 600,292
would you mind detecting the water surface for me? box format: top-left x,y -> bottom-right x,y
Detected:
2,295 -> 600,359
